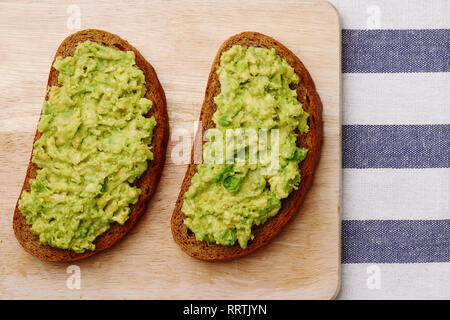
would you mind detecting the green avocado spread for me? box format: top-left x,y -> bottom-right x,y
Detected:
182,45 -> 309,249
18,41 -> 156,253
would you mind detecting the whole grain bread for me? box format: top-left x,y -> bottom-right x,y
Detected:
171,32 -> 322,261
13,29 -> 169,262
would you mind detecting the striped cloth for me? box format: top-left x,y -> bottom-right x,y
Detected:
328,0 -> 449,299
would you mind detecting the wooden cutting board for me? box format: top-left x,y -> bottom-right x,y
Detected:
0,0 -> 341,300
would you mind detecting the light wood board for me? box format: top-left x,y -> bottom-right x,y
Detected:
0,0 -> 341,299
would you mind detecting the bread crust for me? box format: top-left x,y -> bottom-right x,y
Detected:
13,29 -> 169,262
171,32 -> 323,261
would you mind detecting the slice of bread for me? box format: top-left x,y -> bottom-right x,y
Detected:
171,32 -> 323,261
13,29 -> 169,262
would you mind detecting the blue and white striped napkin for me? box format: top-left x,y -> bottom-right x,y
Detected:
328,0 -> 449,299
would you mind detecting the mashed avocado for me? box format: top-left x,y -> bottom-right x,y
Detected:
19,41 -> 156,253
182,45 -> 309,249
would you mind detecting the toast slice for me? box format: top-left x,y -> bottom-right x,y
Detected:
13,29 -> 169,262
171,32 -> 322,261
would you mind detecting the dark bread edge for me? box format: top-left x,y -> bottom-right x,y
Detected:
13,29 -> 169,262
171,31 -> 323,261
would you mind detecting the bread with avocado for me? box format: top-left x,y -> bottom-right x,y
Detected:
171,32 -> 322,261
13,29 -> 169,262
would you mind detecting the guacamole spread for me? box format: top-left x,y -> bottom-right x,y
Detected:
19,41 -> 156,253
182,45 -> 309,249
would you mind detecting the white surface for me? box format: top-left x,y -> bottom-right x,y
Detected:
343,73 -> 450,125
339,263 -> 450,300
329,0 -> 450,29
343,168 -> 450,220
331,0 -> 450,300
